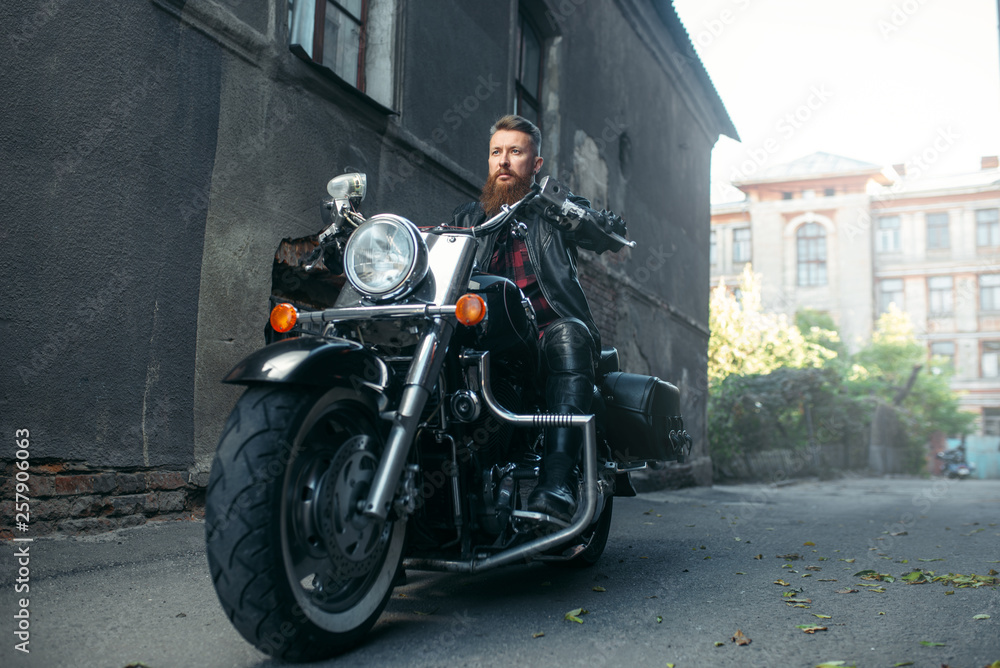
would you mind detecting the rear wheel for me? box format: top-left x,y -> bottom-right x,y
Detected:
205,385 -> 405,662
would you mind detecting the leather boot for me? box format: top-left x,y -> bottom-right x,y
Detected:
527,318 -> 596,522
527,413 -> 583,522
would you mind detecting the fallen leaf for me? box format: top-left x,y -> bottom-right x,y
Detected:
973,614 -> 991,620
643,508 -> 653,514
774,579 -> 791,586
815,663 -> 851,668
656,616 -> 663,623
736,571 -> 746,575
796,624 -> 828,633
754,554 -> 763,560
818,578 -> 838,582
918,640 -> 945,647
900,570 -> 928,584
564,608 -> 589,624
532,632 -> 545,638
806,566 -> 822,571
804,541 -> 816,546
785,598 -> 812,604
812,613 -> 832,619
840,558 -> 856,563
592,586 -> 606,592
878,611 -> 886,616
917,558 -> 945,562
713,641 -> 725,647
945,590 -> 955,595
666,664 -> 675,668
892,662 -> 914,666
778,553 -> 803,560
836,588 -> 859,594
731,629 -> 751,646
889,530 -> 908,536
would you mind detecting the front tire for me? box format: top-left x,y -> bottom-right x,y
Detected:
205,385 -> 405,662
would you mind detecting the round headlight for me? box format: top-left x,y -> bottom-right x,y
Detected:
343,214 -> 428,299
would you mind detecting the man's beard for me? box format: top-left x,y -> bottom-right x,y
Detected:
480,169 -> 533,217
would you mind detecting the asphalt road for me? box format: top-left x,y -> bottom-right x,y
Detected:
2,475 -> 998,668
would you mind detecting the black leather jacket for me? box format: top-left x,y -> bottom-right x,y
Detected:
451,194 -> 620,351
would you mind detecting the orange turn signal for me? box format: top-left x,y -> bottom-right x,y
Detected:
455,294 -> 487,326
269,303 -> 298,333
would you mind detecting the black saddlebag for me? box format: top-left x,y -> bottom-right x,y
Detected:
601,372 -> 691,463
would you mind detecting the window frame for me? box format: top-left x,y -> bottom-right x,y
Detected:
732,227 -> 751,264
796,222 -> 827,287
925,212 -> 950,250
876,215 -> 901,253
976,208 -> 1000,247
982,340 -> 1000,378
927,275 -> 954,316
930,340 -> 956,372
980,273 -> 1000,312
514,11 -> 544,129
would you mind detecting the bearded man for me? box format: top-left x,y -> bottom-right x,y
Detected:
451,114 -> 623,522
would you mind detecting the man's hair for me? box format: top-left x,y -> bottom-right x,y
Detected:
490,114 -> 541,157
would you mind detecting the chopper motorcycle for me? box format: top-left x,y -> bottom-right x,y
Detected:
204,173 -> 692,662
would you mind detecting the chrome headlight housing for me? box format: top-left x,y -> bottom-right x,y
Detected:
343,214 -> 428,300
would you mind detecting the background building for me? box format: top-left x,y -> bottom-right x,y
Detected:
1,0 -> 736,532
711,152 -> 1000,444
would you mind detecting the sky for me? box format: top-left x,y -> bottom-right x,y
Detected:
671,0 -> 1000,195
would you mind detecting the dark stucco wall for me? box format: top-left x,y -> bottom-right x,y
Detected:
1,1 -> 221,468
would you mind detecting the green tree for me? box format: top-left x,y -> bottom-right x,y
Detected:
708,264 -> 835,387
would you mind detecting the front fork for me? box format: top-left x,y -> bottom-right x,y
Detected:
362,317 -> 454,521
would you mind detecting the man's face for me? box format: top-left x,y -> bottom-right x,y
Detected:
488,129 -> 543,183
480,129 -> 544,216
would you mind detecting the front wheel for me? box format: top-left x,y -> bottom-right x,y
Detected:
205,385 -> 405,662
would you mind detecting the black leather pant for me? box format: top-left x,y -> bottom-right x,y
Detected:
539,318 -> 596,427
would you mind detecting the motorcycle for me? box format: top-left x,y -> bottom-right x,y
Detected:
937,448 -> 975,479
204,172 -> 693,662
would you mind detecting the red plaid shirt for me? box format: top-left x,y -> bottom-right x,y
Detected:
489,227 -> 558,330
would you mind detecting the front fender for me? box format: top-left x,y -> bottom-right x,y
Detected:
223,337 -> 391,396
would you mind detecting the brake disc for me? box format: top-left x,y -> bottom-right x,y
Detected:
316,436 -> 390,579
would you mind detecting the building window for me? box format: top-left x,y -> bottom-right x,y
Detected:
976,209 -> 1000,246
514,12 -> 542,128
732,227 -> 751,263
930,341 -> 955,371
876,215 -> 900,253
981,274 -> 1000,311
290,0 -> 365,87
926,212 -> 950,250
823,187 -> 835,197
983,407 -> 1000,436
879,278 -> 904,313
288,0 -> 397,107
928,276 -> 953,316
782,191 -> 793,200
710,230 -> 717,265
796,222 -> 826,286
983,341 -> 1000,377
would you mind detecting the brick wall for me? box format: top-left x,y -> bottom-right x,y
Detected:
1,461 -> 205,537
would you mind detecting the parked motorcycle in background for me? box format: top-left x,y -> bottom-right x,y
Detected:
937,447 -> 975,479
203,172 -> 692,662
